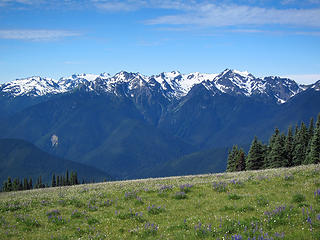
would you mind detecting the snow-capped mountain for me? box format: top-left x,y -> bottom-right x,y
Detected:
310,80 -> 320,91
0,69 -> 309,103
57,73 -> 110,92
151,71 -> 217,98
0,76 -> 61,97
213,69 -> 258,96
202,69 -> 303,103
0,69 -> 319,179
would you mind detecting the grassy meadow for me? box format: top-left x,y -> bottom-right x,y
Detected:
1,164 -> 320,239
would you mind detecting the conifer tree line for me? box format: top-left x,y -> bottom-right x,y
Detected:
2,170 -> 81,192
51,170 -> 79,187
227,113 -> 320,172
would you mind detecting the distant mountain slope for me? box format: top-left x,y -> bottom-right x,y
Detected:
147,147 -> 231,177
0,138 -> 110,185
158,84 -> 279,147
0,70 -> 319,179
276,87 -> 320,128
81,119 -> 195,179
0,92 -> 194,179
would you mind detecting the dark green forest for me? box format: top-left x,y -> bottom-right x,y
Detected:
2,170 -> 83,192
227,113 -> 320,172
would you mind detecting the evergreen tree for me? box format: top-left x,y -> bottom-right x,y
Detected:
70,171 -> 75,185
13,178 -> 20,191
294,124 -> 299,138
70,171 -> 78,185
62,176 -> 66,186
270,128 -> 280,146
308,113 -> 320,164
284,126 -> 294,167
36,176 -> 44,188
57,175 -> 60,186
293,122 -> 308,165
28,178 -> 33,189
74,171 -> 78,185
246,137 -> 265,170
3,181 -> 8,192
66,170 -> 69,185
265,128 -> 280,168
305,117 -> 315,163
52,173 -> 56,187
268,132 -> 286,168
7,177 -> 13,191
308,117 -> 314,140
226,145 -> 240,172
23,178 -> 29,190
19,180 -> 23,191
235,149 -> 246,171
35,177 -> 39,188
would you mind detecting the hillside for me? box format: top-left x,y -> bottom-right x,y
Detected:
0,70 -> 319,179
0,164 -> 319,239
0,138 -> 111,184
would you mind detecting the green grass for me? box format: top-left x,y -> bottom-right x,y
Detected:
1,164 -> 320,239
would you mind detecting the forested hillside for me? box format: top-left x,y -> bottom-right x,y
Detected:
227,113 -> 320,172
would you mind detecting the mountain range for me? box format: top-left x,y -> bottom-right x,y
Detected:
1,69 -> 315,102
0,69 -> 319,180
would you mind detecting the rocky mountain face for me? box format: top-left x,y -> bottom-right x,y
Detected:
0,69 -> 319,179
0,69 -> 308,102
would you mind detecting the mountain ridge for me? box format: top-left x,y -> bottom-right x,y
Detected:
1,69 -> 318,104
0,69 -> 319,179
0,138 -> 111,185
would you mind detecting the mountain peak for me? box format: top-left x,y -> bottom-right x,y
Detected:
1,76 -> 59,97
0,70 -> 315,103
219,68 -> 254,78
68,73 -> 101,81
100,72 -> 111,78
233,69 -> 253,78
311,80 -> 320,91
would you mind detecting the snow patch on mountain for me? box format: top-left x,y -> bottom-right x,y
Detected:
0,76 -> 60,96
151,71 -> 217,98
0,69 -> 312,103
213,69 -> 260,96
311,80 -> 320,91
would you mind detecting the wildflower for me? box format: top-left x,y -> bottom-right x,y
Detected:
174,191 -> 186,199
307,217 -> 312,225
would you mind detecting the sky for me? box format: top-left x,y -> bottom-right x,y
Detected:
0,0 -> 320,84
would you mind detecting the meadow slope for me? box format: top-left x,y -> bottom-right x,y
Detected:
1,164 -> 320,239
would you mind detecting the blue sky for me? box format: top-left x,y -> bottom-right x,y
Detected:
0,0 -> 320,84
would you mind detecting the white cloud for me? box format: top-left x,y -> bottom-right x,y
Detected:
93,1 -> 139,11
145,4 -> 320,28
283,74 -> 320,85
0,29 -> 81,41
0,0 -> 33,3
2,0 -> 320,30
229,29 -> 320,36
92,0 -> 194,12
0,0 -> 43,6
282,0 -> 320,4
294,31 -> 320,36
309,0 -> 320,3
281,0 -> 296,5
